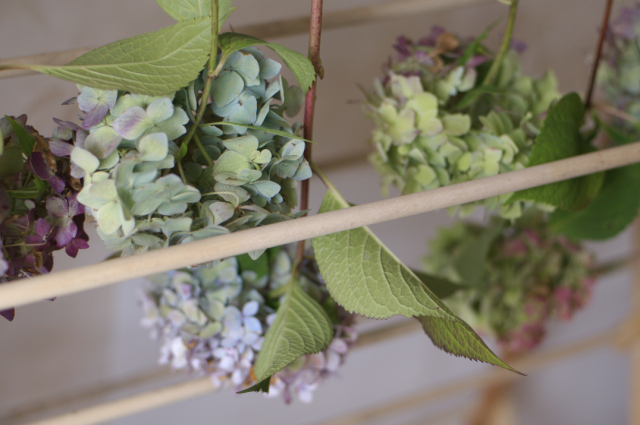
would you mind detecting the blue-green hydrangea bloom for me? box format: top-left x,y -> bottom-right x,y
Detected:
69,46 -> 311,258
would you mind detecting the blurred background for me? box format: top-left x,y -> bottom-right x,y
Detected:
0,0 -> 636,424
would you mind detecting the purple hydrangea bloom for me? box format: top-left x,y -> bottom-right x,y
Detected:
1,115 -> 90,321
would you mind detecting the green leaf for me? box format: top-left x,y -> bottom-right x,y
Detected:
25,19 -> 211,96
201,122 -> 315,143
33,177 -> 49,196
412,271 -> 466,299
312,189 -> 518,373
549,163 -> 640,239
452,223 -> 503,287
456,19 -> 499,67
237,252 -> 270,279
218,33 -> 316,93
413,271 -> 466,299
250,284 -> 333,385
5,116 -> 35,156
0,143 -> 25,179
156,0 -> 236,27
506,93 -> 604,211
178,141 -> 188,160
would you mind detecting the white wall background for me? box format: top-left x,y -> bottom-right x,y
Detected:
0,0 -> 636,424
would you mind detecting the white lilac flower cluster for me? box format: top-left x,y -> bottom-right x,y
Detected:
64,47 -> 310,258
423,215 -> 596,354
140,245 -> 357,403
364,28 -> 561,218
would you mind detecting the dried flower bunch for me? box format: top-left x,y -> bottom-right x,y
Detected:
597,3 -> 640,139
0,116 -> 90,321
67,51 -> 309,259
363,27 -> 561,218
140,245 -> 356,403
423,215 -> 595,354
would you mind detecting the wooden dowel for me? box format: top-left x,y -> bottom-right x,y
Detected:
1,143 -> 639,311
2,319 -> 420,425
0,0 -> 491,80
24,378 -> 216,425
318,330 -> 615,425
24,325 -> 614,425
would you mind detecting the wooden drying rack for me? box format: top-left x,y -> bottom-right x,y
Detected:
0,0 -> 639,424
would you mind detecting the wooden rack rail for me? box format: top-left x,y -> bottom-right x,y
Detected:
0,142 -> 638,312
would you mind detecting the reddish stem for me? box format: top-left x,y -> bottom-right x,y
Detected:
297,0 -> 323,263
585,0 -> 614,110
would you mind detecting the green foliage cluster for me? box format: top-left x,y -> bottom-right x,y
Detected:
364,29 -> 561,218
423,214 -> 595,354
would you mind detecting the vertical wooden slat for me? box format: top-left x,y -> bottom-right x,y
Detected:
630,220 -> 640,425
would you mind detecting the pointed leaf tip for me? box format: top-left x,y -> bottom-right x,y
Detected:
312,188 -> 521,374
237,377 -> 270,394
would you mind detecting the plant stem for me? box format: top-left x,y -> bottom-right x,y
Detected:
177,159 -> 187,184
193,133 -> 214,167
593,102 -> 640,124
177,0 -> 220,160
483,0 -> 519,86
590,255 -> 635,277
296,0 -> 324,264
209,0 -> 219,75
585,0 -> 614,110
309,159 -> 337,194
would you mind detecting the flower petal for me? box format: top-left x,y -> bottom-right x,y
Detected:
49,140 -> 74,157
84,125 -> 122,159
46,197 -> 68,218
113,106 -> 152,140
56,219 -> 78,247
34,218 -> 51,237
82,102 -> 110,130
146,98 -> 174,124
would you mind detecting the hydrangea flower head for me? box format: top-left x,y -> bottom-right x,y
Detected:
140,245 -> 357,403
364,28 -> 561,218
423,215 -> 596,354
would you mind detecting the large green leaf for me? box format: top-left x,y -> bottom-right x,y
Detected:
24,19 -> 211,96
312,189 -> 518,373
412,271 -> 466,299
5,116 -> 35,156
156,0 -> 236,27
549,163 -> 640,239
507,93 -> 604,211
240,283 -> 333,394
0,143 -> 25,179
218,33 -> 316,93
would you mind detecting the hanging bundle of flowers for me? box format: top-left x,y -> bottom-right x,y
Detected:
363,27 -> 561,218
140,245 -> 357,403
0,115 -> 90,321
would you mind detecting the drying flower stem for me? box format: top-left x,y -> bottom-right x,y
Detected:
585,0 -> 614,110
297,0 -> 324,265
483,0 -> 519,86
